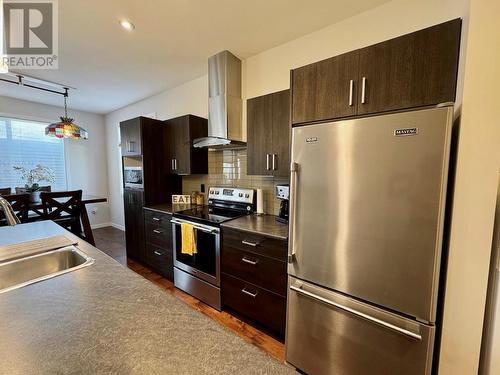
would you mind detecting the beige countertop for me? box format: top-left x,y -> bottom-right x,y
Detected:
221,214 -> 289,240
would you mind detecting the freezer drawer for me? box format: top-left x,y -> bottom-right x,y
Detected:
288,106 -> 453,322
286,277 -> 435,375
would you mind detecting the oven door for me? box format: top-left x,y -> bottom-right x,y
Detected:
171,218 -> 220,286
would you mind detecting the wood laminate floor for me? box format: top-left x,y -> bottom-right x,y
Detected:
93,226 -> 285,363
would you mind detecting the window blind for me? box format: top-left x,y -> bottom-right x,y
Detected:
0,117 -> 67,191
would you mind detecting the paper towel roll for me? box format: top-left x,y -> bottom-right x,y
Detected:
256,189 -> 264,214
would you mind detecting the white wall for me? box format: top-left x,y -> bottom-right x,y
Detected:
438,0 -> 500,373
0,96 -> 110,227
106,0 -> 469,228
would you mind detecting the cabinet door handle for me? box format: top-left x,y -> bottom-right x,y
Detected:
152,217 -> 161,222
361,77 -> 367,104
241,287 -> 258,298
242,240 -> 259,247
272,154 -> 276,171
174,159 -> 178,171
241,257 -> 259,266
153,229 -> 163,234
154,250 -> 165,256
349,79 -> 354,106
266,154 -> 270,171
171,159 -> 175,171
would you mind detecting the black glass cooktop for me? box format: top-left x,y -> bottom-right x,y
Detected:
173,205 -> 249,226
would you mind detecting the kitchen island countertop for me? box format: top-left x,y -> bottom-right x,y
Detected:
0,221 -> 292,375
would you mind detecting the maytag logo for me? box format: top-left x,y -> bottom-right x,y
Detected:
306,137 -> 318,144
394,127 -> 418,137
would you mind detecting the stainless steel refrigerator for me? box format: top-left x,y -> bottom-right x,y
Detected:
286,106 -> 453,375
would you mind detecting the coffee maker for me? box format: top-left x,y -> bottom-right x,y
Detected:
275,184 -> 289,224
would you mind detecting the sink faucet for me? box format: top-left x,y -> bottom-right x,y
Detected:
0,197 -> 20,226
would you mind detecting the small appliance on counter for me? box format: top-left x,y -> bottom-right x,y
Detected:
276,184 -> 289,224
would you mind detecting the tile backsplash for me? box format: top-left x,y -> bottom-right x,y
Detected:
182,149 -> 288,215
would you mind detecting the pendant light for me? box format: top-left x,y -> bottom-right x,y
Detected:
45,88 -> 88,140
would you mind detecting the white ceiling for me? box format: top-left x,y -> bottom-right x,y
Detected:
0,0 -> 390,114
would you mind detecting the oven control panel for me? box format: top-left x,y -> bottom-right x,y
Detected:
208,187 -> 255,204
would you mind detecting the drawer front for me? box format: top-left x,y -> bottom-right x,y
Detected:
222,246 -> 286,296
145,222 -> 171,248
145,242 -> 173,280
222,273 -> 286,336
222,227 -> 287,261
286,276 -> 435,375
144,209 -> 171,227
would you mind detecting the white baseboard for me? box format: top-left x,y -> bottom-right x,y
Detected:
90,222 -> 125,231
110,223 -> 125,231
90,222 -> 112,229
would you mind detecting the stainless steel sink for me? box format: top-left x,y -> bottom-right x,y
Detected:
0,245 -> 94,294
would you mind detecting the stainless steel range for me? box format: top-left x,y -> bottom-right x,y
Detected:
172,187 -> 255,310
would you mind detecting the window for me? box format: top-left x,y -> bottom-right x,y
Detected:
0,117 -> 67,191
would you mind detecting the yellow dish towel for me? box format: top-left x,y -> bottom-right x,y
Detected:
181,223 -> 197,255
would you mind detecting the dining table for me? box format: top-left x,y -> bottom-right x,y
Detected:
28,195 -> 107,246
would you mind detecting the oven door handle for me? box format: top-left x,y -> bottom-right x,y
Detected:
171,218 -> 220,234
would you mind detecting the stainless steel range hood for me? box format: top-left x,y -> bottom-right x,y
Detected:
194,51 -> 245,149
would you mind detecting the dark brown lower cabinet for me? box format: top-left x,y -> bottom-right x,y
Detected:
124,189 -> 145,260
143,208 -> 174,280
221,227 -> 287,338
222,273 -> 286,336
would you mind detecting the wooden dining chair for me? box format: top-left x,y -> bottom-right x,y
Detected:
0,188 -> 11,196
41,190 -> 94,245
0,193 -> 30,226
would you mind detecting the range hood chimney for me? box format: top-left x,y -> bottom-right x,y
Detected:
194,50 -> 245,149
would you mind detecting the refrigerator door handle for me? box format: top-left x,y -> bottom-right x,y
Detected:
288,162 -> 299,263
290,284 -> 423,341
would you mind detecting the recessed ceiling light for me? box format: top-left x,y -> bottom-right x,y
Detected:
119,19 -> 135,31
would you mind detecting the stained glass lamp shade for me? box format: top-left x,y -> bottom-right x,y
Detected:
45,93 -> 88,140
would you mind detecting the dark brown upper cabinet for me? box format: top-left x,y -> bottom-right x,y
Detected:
291,18 -> 461,125
291,52 -> 359,125
120,118 -> 142,156
357,19 -> 461,115
247,90 -> 290,177
164,115 -> 208,175
247,93 -> 273,176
